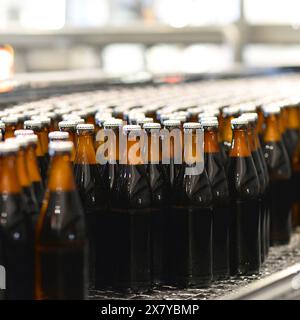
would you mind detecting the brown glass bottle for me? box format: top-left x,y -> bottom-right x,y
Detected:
0,143 -> 34,299
221,107 -> 238,155
73,124 -> 109,289
3,116 -> 18,139
14,130 -> 44,209
48,131 -> 69,142
170,122 -> 213,287
284,103 -> 300,228
241,113 -> 268,263
285,104 -> 300,158
262,107 -> 292,245
144,122 -> 170,286
32,116 -> 51,162
111,125 -> 152,291
7,137 -> 39,228
24,120 -> 49,185
202,119 -> 230,280
35,141 -> 88,300
228,118 -> 261,275
102,120 -> 122,192
162,119 -> 182,189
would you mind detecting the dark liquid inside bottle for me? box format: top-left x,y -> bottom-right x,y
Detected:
0,193 -> 34,300
36,191 -> 88,300
251,149 -> 267,263
33,181 -> 44,208
205,152 -> 230,279
37,156 -> 49,185
73,163 -> 109,289
263,141 -> 292,245
148,163 -> 170,286
284,128 -> 299,159
22,186 -> 39,227
228,156 -> 261,275
111,164 -> 152,292
170,166 -> 213,287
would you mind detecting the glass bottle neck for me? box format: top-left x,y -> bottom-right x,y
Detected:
263,114 -> 281,142
0,154 -> 21,193
229,128 -> 251,157
75,133 -> 96,164
26,144 -> 42,182
16,148 -> 31,187
48,153 -> 75,192
204,128 -> 220,153
221,115 -> 233,143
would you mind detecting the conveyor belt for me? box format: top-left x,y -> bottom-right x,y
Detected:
89,231 -> 300,300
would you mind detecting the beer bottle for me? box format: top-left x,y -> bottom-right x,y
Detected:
14,130 -> 43,205
283,102 -> 299,158
199,115 -> 227,165
35,141 -> 88,300
24,120 -> 48,185
162,119 -> 182,188
6,137 -> 39,227
240,113 -> 268,263
144,122 -> 170,286
58,120 -> 77,162
202,118 -> 230,279
170,122 -> 213,287
262,105 -> 292,245
102,120 -> 123,191
228,117 -> 261,275
284,101 -> 300,228
2,116 -> 18,139
256,105 -> 265,144
25,134 -> 45,208
73,123 -> 109,289
0,142 -> 34,299
48,131 -> 69,142
111,124 -> 152,291
31,116 -> 51,162
220,106 -> 239,159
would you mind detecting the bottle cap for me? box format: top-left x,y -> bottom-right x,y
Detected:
24,120 -> 42,129
201,119 -> 219,127
14,129 -> 34,136
48,131 -> 69,141
58,120 -> 77,129
262,105 -> 281,115
76,124 -> 94,131
31,116 -> 51,126
123,125 -> 142,132
231,118 -> 248,126
136,117 -> 153,125
103,119 -> 123,128
240,112 -> 258,122
0,142 -> 19,154
2,116 -> 18,125
143,123 -> 161,130
163,119 -> 181,127
183,122 -> 202,129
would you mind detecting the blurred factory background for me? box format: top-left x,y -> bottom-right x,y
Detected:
1,0 -> 300,77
